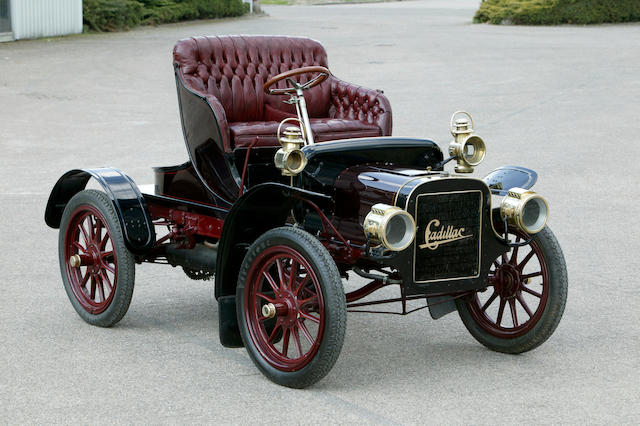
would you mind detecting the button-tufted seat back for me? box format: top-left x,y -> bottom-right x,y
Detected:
173,35 -> 392,152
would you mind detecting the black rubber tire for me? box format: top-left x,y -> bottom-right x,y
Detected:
236,226 -> 346,388
456,226 -> 567,354
58,189 -> 135,327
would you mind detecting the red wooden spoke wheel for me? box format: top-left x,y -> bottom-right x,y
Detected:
456,226 -> 567,354
59,190 -> 135,327
237,226 -> 346,388
468,228 -> 549,338
244,246 -> 325,371
64,205 -> 118,314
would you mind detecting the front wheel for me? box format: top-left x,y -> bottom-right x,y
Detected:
456,226 -> 567,354
236,226 -> 346,388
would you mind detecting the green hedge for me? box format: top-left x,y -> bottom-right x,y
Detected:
475,0 -> 640,25
84,0 -> 249,32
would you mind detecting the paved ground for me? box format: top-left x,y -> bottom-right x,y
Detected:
1,0 -> 639,423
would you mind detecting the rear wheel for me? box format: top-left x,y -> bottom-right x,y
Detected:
237,226 -> 346,388
59,190 -> 135,327
456,226 -> 567,353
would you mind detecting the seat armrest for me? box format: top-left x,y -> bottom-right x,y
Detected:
204,94 -> 232,152
328,77 -> 392,136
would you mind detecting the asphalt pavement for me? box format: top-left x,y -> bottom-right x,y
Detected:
1,0 -> 639,423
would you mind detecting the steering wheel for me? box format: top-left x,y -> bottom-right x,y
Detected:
263,66 -> 330,96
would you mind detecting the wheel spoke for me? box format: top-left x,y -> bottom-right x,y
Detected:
267,323 -> 281,343
521,285 -> 542,298
288,259 -> 298,291
94,217 -> 102,243
300,311 -> 320,324
493,260 -> 500,269
292,327 -> 304,358
79,219 -> 91,246
521,271 -> 542,280
256,292 -> 275,303
101,250 -> 114,259
73,241 -> 86,253
481,292 -> 498,312
99,234 -> 109,250
298,295 -> 318,307
100,269 -> 113,291
298,279 -> 317,299
294,274 -> 310,297
276,259 -> 286,290
509,299 -> 518,327
90,276 -> 97,300
96,275 -> 106,303
262,271 -> 279,293
496,298 -> 506,326
281,327 -> 290,357
103,263 -> 115,274
509,239 -> 520,265
81,271 -> 90,288
87,216 -> 95,240
298,321 -> 315,345
517,294 -> 534,318
518,249 -> 535,270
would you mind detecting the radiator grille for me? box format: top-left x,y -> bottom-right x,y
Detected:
413,190 -> 482,282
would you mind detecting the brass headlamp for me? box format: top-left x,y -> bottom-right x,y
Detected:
500,187 -> 549,234
274,123 -> 307,176
363,204 -> 416,251
448,111 -> 486,173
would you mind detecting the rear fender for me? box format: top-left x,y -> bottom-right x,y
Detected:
483,166 -> 538,196
44,168 -> 155,254
215,182 -> 331,347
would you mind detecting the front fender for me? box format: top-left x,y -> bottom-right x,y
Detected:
215,182 -> 331,299
483,165 -> 538,195
44,168 -> 155,254
214,183 -> 330,348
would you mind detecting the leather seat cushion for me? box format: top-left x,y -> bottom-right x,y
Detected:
230,119 -> 382,148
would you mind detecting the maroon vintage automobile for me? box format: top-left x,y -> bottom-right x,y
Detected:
45,36 -> 567,388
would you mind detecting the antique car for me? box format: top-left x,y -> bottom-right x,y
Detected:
45,36 -> 567,388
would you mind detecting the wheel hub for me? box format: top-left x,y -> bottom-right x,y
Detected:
86,244 -> 101,274
276,290 -> 300,327
494,264 -> 521,299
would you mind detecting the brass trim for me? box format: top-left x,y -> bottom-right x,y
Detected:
393,176 -> 435,207
262,303 -> 276,319
447,111 -> 486,173
500,187 -> 549,234
412,189 -> 483,284
402,176 -> 506,239
69,254 -> 81,268
274,125 -> 307,176
363,203 -> 416,252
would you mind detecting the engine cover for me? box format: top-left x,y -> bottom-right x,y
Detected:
328,163 -> 508,295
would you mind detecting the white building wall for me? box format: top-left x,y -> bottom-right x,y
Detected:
10,0 -> 82,40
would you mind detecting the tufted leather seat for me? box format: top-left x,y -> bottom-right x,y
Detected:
173,35 -> 392,152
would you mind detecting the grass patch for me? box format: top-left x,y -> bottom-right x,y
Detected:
259,0 -> 292,4
83,0 -> 250,32
475,0 -> 640,25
